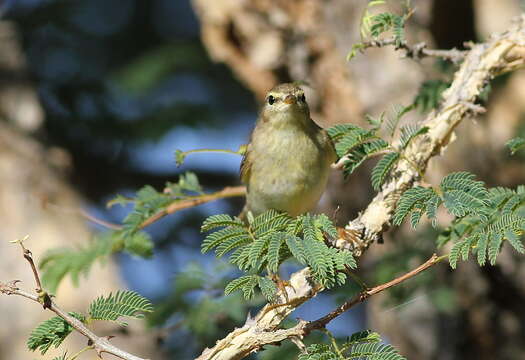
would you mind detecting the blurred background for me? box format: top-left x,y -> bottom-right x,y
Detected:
1,0 -> 525,359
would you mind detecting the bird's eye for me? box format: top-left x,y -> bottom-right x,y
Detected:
299,94 -> 306,102
268,95 -> 275,105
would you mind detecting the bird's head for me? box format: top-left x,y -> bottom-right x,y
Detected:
260,83 -> 311,127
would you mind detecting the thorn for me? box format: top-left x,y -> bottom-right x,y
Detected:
10,234 -> 30,244
377,233 -> 384,244
244,311 -> 256,326
461,101 -> 486,114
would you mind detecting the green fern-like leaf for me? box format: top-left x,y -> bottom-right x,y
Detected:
488,187 -> 516,208
342,139 -> 390,176
371,152 -> 400,190
334,127 -> 377,157
248,235 -> 271,268
88,290 -> 153,326
123,230 -> 154,257
391,13 -> 406,46
329,123 -> 390,177
502,194 -> 525,214
201,227 -> 249,254
505,229 -> 525,254
224,275 -> 259,300
351,342 -> 406,360
413,80 -> 450,113
120,185 -> 172,233
399,125 -> 429,150
488,232 -> 504,265
257,277 -> 278,302
365,112 -> 386,129
385,104 -> 413,136
52,353 -> 67,360
359,0 -> 387,38
215,235 -> 251,258
425,194 -> 442,227
486,213 -> 525,234
267,232 -> 285,272
370,13 -> 405,43
110,172 -> 204,239
440,172 -> 489,219
27,312 -> 85,355
410,210 -> 423,229
393,187 -> 435,225
313,214 -> 338,238
300,330 -> 406,360
230,245 -> 252,270
285,234 -> 307,264
304,238 -> 332,283
252,210 -> 291,237
506,136 -> 525,155
40,234 -> 114,293
299,344 -> 338,360
441,172 -> 486,194
201,214 -> 244,232
449,236 -> 475,269
476,232 -> 489,266
326,124 -> 362,141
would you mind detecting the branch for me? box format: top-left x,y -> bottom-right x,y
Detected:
197,254 -> 445,360
196,15 -> 525,360
353,37 -> 467,64
304,254 -> 447,332
0,239 -> 147,360
340,15 -> 525,255
138,185 -> 245,229
44,185 -> 246,231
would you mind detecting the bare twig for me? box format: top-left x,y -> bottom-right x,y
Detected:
355,37 -> 467,63
10,236 -> 44,294
138,185 -> 245,229
0,241 -> 148,360
41,199 -> 122,230
305,254 -> 446,332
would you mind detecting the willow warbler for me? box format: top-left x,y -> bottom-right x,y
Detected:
240,83 -> 336,218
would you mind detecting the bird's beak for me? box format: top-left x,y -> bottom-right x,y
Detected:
284,95 -> 296,104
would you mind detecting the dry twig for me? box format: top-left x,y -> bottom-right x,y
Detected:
0,237 -> 147,360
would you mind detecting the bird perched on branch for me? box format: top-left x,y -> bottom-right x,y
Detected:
240,83 -> 336,219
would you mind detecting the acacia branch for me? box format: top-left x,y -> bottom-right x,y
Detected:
45,185 -> 246,231
304,254 -> 447,332
0,239 -> 147,360
197,254 -> 445,360
354,37 -> 467,63
196,15 -> 525,360
138,185 -> 245,229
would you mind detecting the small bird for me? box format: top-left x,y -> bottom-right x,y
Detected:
240,83 -> 336,219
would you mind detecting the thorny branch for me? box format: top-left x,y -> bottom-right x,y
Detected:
353,36 -> 467,64
195,15 -> 525,360
0,238 -> 147,360
304,254 -> 447,332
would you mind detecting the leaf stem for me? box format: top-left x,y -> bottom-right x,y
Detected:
69,345 -> 94,360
